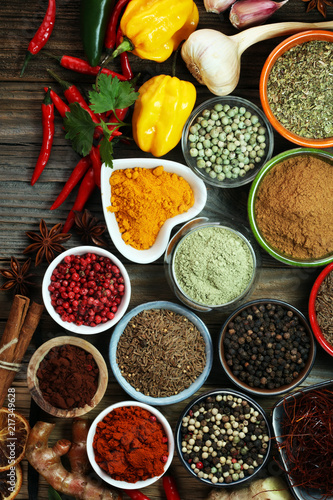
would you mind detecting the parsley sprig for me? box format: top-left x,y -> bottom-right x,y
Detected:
63,74 -> 138,168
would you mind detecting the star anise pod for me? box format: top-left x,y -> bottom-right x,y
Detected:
0,256 -> 35,296
74,210 -> 107,247
23,219 -> 72,266
302,0 -> 333,17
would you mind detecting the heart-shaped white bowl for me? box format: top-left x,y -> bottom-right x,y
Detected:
100,158 -> 207,264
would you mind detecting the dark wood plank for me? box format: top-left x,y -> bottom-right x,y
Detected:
1,0 -> 333,498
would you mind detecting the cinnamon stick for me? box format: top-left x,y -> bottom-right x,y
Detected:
0,298 -> 44,407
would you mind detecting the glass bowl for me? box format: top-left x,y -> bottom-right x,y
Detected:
308,262 -> 333,357
42,246 -> 131,334
109,300 -> 213,406
181,96 -> 274,188
248,148 -> 333,267
164,217 -> 259,312
86,401 -> 174,490
260,30 -> 333,148
219,299 -> 316,397
176,388 -> 271,487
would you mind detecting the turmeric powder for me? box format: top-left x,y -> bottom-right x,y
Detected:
108,166 -> 194,250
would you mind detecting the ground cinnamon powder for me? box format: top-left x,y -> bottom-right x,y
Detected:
255,155 -> 333,260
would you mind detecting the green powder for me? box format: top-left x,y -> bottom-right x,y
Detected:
173,226 -> 254,306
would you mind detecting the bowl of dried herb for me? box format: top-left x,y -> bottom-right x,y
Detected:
109,301 -> 213,406
309,262 -> 333,357
260,30 -> 333,148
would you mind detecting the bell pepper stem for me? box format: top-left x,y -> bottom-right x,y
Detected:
102,36 -> 134,66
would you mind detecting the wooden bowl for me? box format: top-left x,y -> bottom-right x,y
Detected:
27,336 -> 108,418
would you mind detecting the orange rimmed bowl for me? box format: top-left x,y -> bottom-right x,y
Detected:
260,30 -> 333,148
309,262 -> 333,357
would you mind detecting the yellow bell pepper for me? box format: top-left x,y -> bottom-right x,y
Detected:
132,74 -> 197,157
118,0 -> 199,62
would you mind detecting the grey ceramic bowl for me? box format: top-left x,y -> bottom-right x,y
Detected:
272,379 -> 333,500
182,96 -> 274,188
109,301 -> 213,406
176,388 -> 272,487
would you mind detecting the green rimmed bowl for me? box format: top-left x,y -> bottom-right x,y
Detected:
248,148 -> 333,267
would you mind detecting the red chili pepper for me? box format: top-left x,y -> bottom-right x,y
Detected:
20,0 -> 56,76
62,166 -> 96,233
44,52 -> 127,80
123,490 -> 151,500
116,27 -> 133,80
89,145 -> 102,189
31,88 -> 55,186
163,475 -> 181,500
47,69 -> 101,125
43,86 -> 70,118
50,156 -> 92,210
104,0 -> 131,51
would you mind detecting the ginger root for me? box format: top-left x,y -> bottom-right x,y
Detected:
206,476 -> 293,500
25,419 -> 122,500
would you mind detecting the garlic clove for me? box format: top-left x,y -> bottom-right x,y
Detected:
230,0 -> 289,30
181,29 -> 241,96
204,0 -> 236,14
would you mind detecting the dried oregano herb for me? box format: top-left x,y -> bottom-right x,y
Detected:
267,40 -> 333,139
315,271 -> 333,345
116,309 -> 207,398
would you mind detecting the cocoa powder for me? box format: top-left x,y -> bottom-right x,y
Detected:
255,154 -> 333,260
37,344 -> 99,409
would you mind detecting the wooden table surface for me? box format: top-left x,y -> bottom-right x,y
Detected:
1,0 -> 333,498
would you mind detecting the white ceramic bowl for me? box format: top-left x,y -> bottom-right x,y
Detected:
86,401 -> 174,489
42,246 -> 131,334
109,301 -> 213,405
100,158 -> 207,264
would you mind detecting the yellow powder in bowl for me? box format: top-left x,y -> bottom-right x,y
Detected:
107,166 -> 194,250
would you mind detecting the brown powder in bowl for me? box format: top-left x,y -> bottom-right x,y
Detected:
255,154 -> 333,260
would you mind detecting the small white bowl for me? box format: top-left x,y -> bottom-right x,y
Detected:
86,401 -> 174,489
42,246 -> 131,335
100,158 -> 207,264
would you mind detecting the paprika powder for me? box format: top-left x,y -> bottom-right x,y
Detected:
37,344 -> 99,410
93,406 -> 169,482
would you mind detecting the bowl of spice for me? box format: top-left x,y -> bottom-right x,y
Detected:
86,401 -> 174,489
42,245 -> 131,334
219,299 -> 316,397
309,262 -> 333,357
272,379 -> 333,500
181,95 -> 274,188
176,389 -> 271,487
109,300 -> 213,406
100,157 -> 207,264
27,336 -> 108,418
260,30 -> 333,148
165,217 -> 259,312
248,148 -> 333,267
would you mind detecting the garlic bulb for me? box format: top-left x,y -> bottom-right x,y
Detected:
181,29 -> 241,96
204,0 -> 236,14
230,0 -> 289,30
182,21 -> 333,96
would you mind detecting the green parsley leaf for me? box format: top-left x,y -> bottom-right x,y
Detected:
99,137 -> 114,169
63,103 -> 96,157
89,74 -> 139,115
